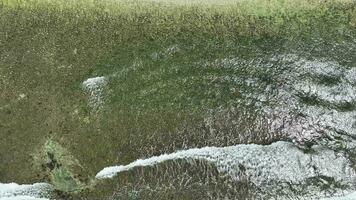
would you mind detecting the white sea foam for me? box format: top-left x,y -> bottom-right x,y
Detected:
346,68 -> 356,84
0,183 -> 52,200
82,76 -> 107,111
324,191 -> 356,200
0,196 -> 49,200
96,141 -> 356,197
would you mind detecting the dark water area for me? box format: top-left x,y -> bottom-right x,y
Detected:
1,0 -> 356,199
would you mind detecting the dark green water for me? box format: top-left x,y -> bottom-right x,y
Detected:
1,1 -> 356,199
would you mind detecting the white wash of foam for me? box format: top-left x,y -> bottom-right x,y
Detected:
0,182 -> 52,200
96,141 -> 356,198
345,68 -> 356,84
294,81 -> 356,106
324,191 -> 356,200
0,196 -> 49,200
82,76 -> 107,111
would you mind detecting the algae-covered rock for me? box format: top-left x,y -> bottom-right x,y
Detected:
32,139 -> 90,194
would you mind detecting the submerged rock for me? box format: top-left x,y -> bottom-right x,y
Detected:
32,140 -> 89,194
